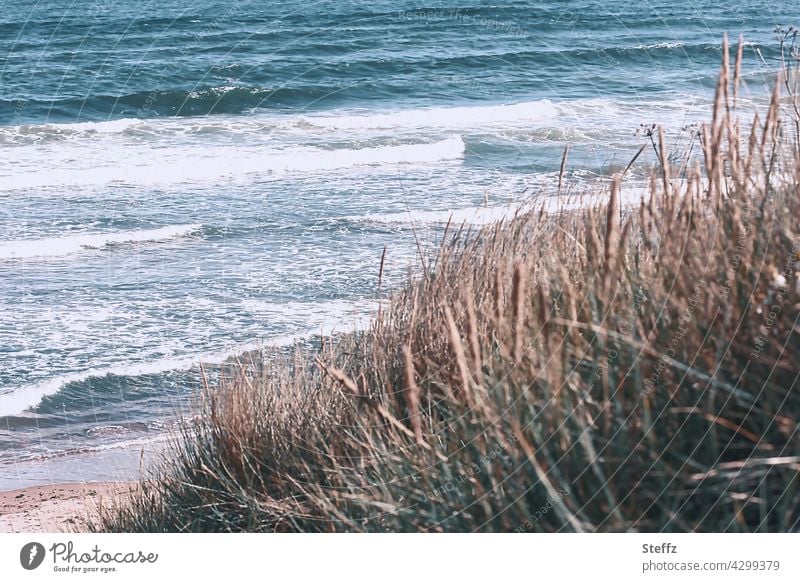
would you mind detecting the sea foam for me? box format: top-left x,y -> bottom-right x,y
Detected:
0,224 -> 202,260
0,137 -> 465,190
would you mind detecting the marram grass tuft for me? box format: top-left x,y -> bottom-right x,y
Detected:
94,38 -> 800,532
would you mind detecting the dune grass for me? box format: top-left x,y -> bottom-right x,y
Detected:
95,39 -> 800,532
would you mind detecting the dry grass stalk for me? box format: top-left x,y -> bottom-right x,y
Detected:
402,345 -> 423,445
511,262 -> 527,362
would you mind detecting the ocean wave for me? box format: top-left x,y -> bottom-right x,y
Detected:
0,224 -> 202,260
632,41 -> 686,50
356,203 -> 527,226
0,94 -> 727,149
0,137 -> 465,190
0,351 -> 241,419
84,420 -> 166,437
299,99 -> 558,131
0,99 -> 557,144
0,118 -> 145,143
0,93 -> 728,153
355,178 -> 654,227
0,301 -> 375,417
2,433 -> 171,466
276,136 -> 466,171
0,86 -> 316,126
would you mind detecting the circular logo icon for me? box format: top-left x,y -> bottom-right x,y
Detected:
20,542 -> 46,570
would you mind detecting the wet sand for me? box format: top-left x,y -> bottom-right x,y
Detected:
0,482 -> 133,533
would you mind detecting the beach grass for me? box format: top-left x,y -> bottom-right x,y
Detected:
94,38 -> 800,532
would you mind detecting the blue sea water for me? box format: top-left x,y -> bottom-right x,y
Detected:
0,1 -> 793,485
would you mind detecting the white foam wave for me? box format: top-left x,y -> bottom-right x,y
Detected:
46,118 -> 144,133
1,118 -> 144,140
272,136 -> 466,171
357,180 -> 654,226
0,224 -> 202,260
6,432 -> 171,467
358,203 -> 525,226
634,41 -> 685,50
0,138 -> 464,190
0,100 -> 557,143
551,95 -> 710,128
299,99 -> 558,130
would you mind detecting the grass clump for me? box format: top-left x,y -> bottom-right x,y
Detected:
96,39 -> 800,532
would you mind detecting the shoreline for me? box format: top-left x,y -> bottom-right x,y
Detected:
0,482 -> 133,533
0,438 -> 164,495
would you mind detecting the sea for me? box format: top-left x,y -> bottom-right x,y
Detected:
0,0 -> 792,488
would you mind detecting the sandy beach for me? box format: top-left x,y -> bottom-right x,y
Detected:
0,482 -> 132,533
